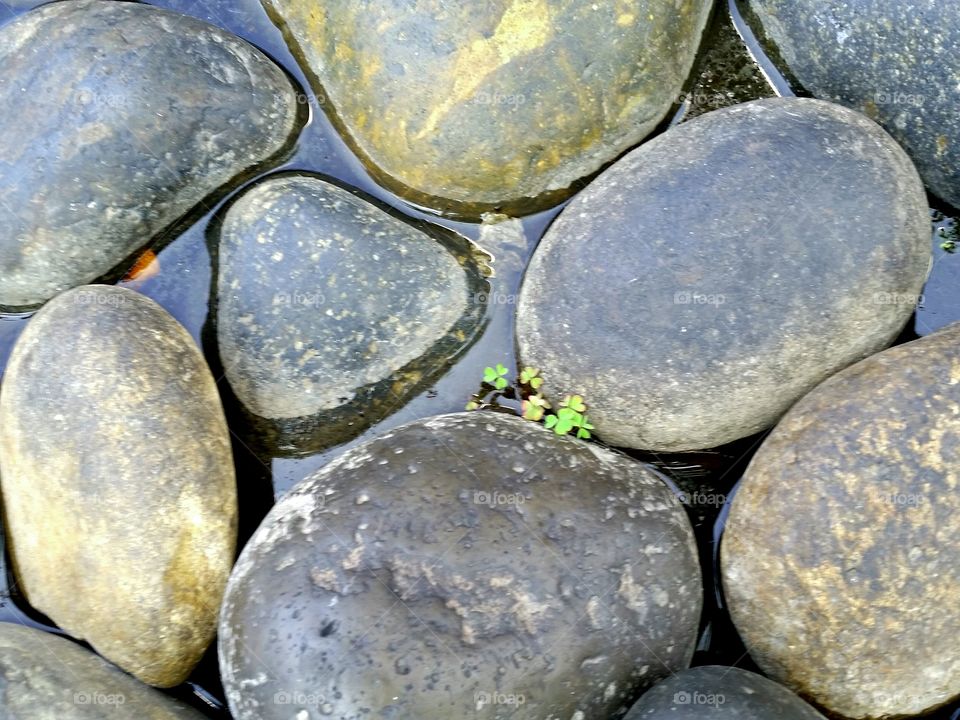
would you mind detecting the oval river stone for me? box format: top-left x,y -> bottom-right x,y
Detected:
0,623 -> 207,719
722,321 -> 960,719
219,412 -> 702,719
215,174 -> 487,448
262,0 -> 712,215
517,97 -> 931,452
0,286 -> 237,688
624,666 -> 826,719
745,0 -> 960,210
0,0 -> 300,308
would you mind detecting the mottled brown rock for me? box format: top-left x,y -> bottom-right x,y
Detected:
0,286 -> 237,687
0,0 -> 301,308
0,623 -> 207,719
722,322 -> 960,718
219,412 -> 702,719
263,0 -> 712,215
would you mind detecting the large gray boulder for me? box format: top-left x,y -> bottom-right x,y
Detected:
0,623 -> 208,719
624,666 -> 827,719
215,174 -> 487,449
0,0 -> 300,308
744,0 -> 960,209
517,98 -> 931,452
219,412 -> 702,719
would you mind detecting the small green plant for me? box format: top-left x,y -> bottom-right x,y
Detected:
483,363 -> 509,390
466,364 -> 594,439
939,225 -> 958,253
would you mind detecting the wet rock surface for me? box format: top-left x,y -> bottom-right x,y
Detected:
262,0 -> 712,215
743,0 -> 960,210
0,0 -> 300,309
624,665 -> 827,719
0,286 -> 237,688
219,412 -> 702,719
0,623 -> 208,719
215,174 -> 488,450
722,322 -> 960,719
517,97 -> 931,452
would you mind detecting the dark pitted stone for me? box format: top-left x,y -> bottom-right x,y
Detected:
744,0 -> 960,209
0,623 -> 207,719
219,412 -> 702,719
215,174 -> 487,452
624,666 -> 827,719
262,0 -> 711,216
517,98 -> 931,452
0,0 -> 301,309
722,322 -> 960,719
0,286 -> 237,688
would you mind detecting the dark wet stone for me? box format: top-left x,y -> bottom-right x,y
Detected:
517,97 -> 931,452
215,174 -> 487,452
263,0 -> 712,216
722,322 -> 960,718
625,666 -> 826,719
743,0 -> 960,209
0,0 -> 301,309
0,623 -> 207,719
0,286 -> 237,687
219,412 -> 702,719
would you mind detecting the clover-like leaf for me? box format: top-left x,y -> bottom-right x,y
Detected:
483,364 -> 510,390
530,376 -> 543,389
544,415 -> 558,430
520,367 -> 540,384
577,428 -> 592,439
465,400 -> 480,411
522,401 -> 545,422
527,393 -> 551,410
561,394 -> 587,413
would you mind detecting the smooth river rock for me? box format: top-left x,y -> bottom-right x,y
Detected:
0,623 -> 207,719
0,286 -> 237,687
0,0 -> 301,309
744,0 -> 960,209
722,322 -> 960,718
625,666 -> 827,719
263,0 -> 712,215
517,97 -> 931,452
216,174 -> 487,450
219,412 -> 702,719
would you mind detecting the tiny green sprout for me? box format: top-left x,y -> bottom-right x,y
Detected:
577,416 -> 595,439
939,226 -> 958,253
467,364 -> 594,442
522,393 -> 551,422
520,366 -> 543,389
483,363 -> 509,390
560,395 -> 586,413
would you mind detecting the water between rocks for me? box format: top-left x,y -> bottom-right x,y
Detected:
0,0 -> 956,717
